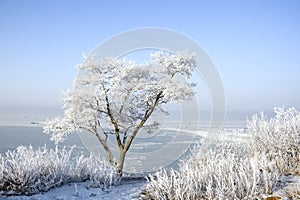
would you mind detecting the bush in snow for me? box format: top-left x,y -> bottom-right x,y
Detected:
0,145 -> 118,195
142,107 -> 300,199
143,141 -> 279,200
248,107 -> 300,175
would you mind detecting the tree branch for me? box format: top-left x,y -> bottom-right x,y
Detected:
95,99 -> 109,141
124,91 -> 163,152
97,119 -> 108,142
80,126 -> 116,166
102,83 -> 124,150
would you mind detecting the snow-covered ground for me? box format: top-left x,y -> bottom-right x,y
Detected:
271,175 -> 300,200
1,174 -> 299,200
2,180 -> 146,200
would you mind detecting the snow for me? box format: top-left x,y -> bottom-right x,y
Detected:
2,180 -> 146,200
1,174 -> 299,200
270,175 -> 300,199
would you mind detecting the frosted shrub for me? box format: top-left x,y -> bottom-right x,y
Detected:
143,107 -> 300,199
74,153 -> 118,189
248,107 -> 300,174
0,145 -> 117,195
143,141 -> 279,200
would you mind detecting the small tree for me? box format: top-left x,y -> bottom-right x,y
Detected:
44,51 -> 197,176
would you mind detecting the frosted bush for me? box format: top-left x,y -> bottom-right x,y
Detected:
0,145 -> 118,195
143,107 -> 300,199
143,141 -> 279,200
74,153 -> 118,189
248,107 -> 300,174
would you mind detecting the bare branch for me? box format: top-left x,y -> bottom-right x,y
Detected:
116,90 -> 131,123
80,125 -> 116,166
102,83 -> 124,150
124,91 -> 163,152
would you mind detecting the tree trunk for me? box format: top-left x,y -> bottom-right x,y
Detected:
117,150 -> 126,176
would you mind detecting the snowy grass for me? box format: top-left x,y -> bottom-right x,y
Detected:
142,107 -> 300,199
0,145 -> 118,195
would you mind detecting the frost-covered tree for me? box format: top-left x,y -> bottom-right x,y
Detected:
44,51 -> 197,176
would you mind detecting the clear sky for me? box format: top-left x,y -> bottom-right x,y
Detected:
0,0 -> 300,114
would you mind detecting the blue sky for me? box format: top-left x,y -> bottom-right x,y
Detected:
0,0 -> 300,114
